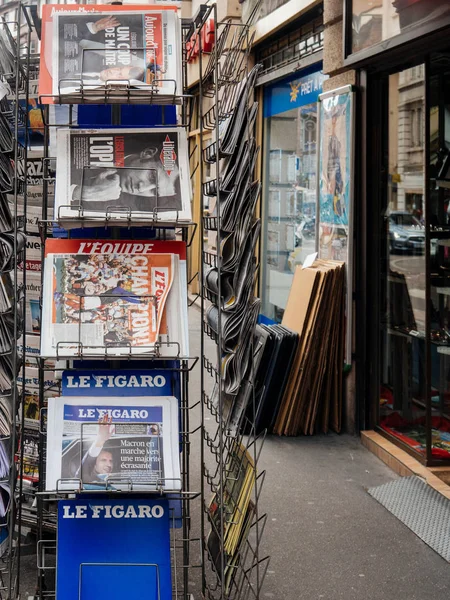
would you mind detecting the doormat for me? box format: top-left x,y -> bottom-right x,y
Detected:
368,476 -> 450,562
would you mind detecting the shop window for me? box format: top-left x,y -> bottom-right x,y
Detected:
261,69 -> 325,321
379,55 -> 450,463
379,65 -> 427,458
348,1 -> 450,58
428,50 -> 450,463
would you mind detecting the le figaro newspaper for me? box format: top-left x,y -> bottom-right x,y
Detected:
55,127 -> 192,225
40,239 -> 188,358
39,4 -> 181,101
46,396 -> 180,492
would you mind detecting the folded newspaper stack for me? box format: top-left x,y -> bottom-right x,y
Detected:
0,394 -> 12,437
39,5 -> 183,104
40,239 -> 189,358
46,396 -> 181,492
204,64 -> 262,403
54,128 -> 192,227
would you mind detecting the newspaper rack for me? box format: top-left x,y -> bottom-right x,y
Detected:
0,5 -> 40,599
19,8 -> 203,600
0,4 -> 271,600
191,4 -> 270,600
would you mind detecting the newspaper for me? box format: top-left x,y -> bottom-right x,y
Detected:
46,396 -> 180,491
41,239 -> 190,358
0,273 -> 13,315
8,149 -> 55,233
221,298 -> 261,395
204,65 -> 261,163
206,219 -> 260,312
0,393 -> 12,436
55,128 -> 191,226
41,7 -> 181,103
15,236 -> 42,334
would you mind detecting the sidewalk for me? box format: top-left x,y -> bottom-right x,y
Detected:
259,434 -> 450,600
192,306 -> 450,600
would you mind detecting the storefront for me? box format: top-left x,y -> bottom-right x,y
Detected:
253,5 -> 325,322
345,0 -> 450,464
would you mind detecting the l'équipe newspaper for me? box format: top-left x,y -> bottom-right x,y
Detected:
41,239 -> 188,357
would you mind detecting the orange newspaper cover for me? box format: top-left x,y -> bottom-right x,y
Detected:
46,239 -> 180,350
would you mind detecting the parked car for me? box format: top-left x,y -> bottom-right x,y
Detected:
388,211 -> 425,253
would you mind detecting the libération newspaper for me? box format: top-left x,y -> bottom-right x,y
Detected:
39,5 -> 181,102
55,128 -> 191,225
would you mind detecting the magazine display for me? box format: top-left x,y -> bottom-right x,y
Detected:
55,128 -> 191,225
39,5 -> 181,103
46,396 -> 180,491
8,150 -> 54,233
207,441 -> 255,593
41,239 -> 188,358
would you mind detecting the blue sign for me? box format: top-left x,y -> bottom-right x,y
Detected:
57,498 -> 172,600
62,369 -> 179,398
263,67 -> 327,118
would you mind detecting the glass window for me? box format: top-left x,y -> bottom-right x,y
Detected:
261,103 -> 318,321
428,51 -> 450,462
351,1 -> 450,55
379,64 -> 435,459
379,65 -> 427,457
261,70 -> 325,321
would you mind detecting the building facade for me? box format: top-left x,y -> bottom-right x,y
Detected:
186,0 -> 450,463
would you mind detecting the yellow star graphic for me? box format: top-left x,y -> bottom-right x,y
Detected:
290,82 -> 300,102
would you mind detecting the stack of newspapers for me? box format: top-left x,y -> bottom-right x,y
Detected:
39,5 -> 183,104
204,64 -> 262,406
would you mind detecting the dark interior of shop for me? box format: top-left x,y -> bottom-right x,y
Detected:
379,49 -> 450,463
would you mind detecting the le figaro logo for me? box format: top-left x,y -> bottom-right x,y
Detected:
62,503 -> 164,520
160,135 -> 176,176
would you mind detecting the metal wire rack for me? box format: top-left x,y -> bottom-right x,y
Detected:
30,8 -> 203,600
192,3 -> 270,599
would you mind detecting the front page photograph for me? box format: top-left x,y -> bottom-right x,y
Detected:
40,239 -> 184,357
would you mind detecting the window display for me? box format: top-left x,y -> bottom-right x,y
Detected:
379,55 -> 450,463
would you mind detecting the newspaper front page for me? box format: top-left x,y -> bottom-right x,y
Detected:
55,128 -> 191,224
46,396 -> 180,491
41,239 -> 177,357
52,9 -> 180,98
